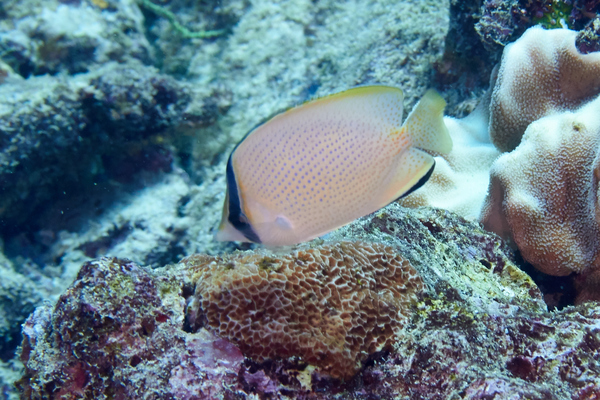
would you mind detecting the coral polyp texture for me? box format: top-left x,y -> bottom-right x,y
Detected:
489,26 -> 600,152
400,25 -> 600,220
185,241 -> 424,379
482,94 -> 600,303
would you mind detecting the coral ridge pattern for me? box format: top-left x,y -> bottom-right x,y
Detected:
186,241 -> 424,379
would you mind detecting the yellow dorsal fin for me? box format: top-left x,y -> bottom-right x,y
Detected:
402,89 -> 453,154
308,85 -> 403,104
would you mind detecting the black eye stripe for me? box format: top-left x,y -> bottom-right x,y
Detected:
226,152 -> 262,244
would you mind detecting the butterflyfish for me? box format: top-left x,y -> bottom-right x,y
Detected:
216,86 -> 452,246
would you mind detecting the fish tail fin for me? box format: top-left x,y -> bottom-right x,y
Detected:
403,89 -> 453,154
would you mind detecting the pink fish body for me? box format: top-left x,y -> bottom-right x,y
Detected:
217,86 -> 452,246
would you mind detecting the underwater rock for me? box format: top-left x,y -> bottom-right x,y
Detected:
482,94 -> 600,304
0,0 -> 153,76
330,204 -> 545,314
8,1 -> 600,399
474,0 -> 600,52
434,0 -> 495,112
475,0 -> 521,52
20,206 -> 600,399
0,255 -> 49,363
0,60 -> 221,230
17,257 -> 244,399
576,16 -> 600,54
173,0 -> 450,156
1,3 -> 448,392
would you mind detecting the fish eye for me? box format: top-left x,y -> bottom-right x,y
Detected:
237,214 -> 250,224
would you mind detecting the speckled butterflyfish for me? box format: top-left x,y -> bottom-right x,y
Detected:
216,86 -> 452,246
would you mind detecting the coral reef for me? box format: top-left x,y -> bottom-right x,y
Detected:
482,93 -> 600,302
576,16 -> 600,53
331,204 -> 546,314
185,241 -> 424,379
173,0 -> 450,142
489,26 -> 600,152
475,0 -> 522,52
399,89 -> 500,220
0,254 -> 49,363
530,0 -> 575,29
137,0 -> 225,39
11,0 -> 600,397
402,26 -> 600,304
434,0 -> 496,99
0,0 -> 462,398
0,3 -> 452,395
17,206 -> 600,399
441,0 -> 600,104
402,26 -> 600,219
435,1 -> 600,115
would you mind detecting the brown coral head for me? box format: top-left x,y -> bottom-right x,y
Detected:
185,241 -> 424,379
574,268 -> 600,304
489,26 -> 600,152
482,94 -> 600,303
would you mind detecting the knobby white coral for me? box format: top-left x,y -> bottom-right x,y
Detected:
489,26 -> 600,152
402,26 -> 600,223
399,89 -> 499,220
401,26 -> 600,302
482,95 -> 600,278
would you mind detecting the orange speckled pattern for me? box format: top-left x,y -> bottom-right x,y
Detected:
228,87 -> 443,245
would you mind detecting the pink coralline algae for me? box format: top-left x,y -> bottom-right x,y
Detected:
17,258 -> 244,399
